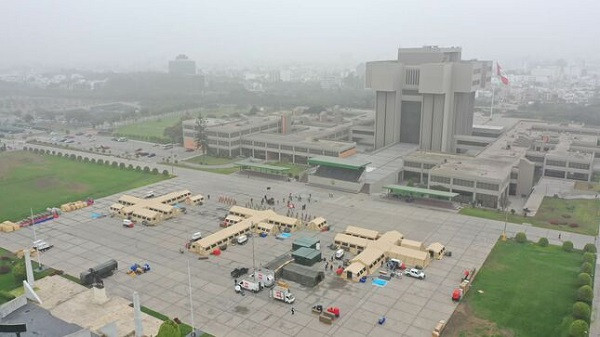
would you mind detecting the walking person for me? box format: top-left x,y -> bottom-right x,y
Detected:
291,307 -> 295,315
559,233 -> 562,240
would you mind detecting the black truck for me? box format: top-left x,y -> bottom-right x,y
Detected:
80,259 -> 118,286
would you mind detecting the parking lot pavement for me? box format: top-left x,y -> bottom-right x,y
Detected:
0,168 -> 595,337
33,133 -> 195,164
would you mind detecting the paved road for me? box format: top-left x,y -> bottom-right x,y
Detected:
5,144 -> 598,337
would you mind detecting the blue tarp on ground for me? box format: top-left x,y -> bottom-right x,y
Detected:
372,278 -> 388,287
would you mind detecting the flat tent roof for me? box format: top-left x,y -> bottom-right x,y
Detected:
308,156 -> 371,170
383,184 -> 459,200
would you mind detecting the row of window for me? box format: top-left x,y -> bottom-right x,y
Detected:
431,175 -> 498,190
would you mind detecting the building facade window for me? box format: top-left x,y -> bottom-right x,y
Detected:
423,163 -> 436,169
452,178 -> 474,187
568,162 -> 590,170
431,175 -> 451,184
546,160 -> 566,167
476,182 -> 499,191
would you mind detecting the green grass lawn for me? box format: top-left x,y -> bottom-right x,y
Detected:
0,151 -> 168,222
459,197 -> 600,235
0,247 -> 55,303
184,155 -> 238,166
115,116 -> 181,142
464,240 -> 582,337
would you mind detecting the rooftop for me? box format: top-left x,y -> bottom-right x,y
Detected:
430,158 -> 514,180
309,156 -> 371,170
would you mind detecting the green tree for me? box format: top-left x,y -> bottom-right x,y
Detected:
581,262 -> 593,274
156,319 -> 181,337
515,232 -> 527,243
569,319 -> 589,337
583,243 -> 596,253
538,237 -> 549,247
163,120 -> 183,145
577,285 -> 593,303
578,273 -> 592,287
563,241 -> 574,252
583,252 -> 595,264
194,114 -> 208,154
573,302 -> 591,321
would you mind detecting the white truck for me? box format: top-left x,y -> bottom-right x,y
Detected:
236,279 -> 262,293
249,269 -> 275,287
270,285 -> 295,304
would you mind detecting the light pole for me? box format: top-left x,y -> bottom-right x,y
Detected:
30,208 -> 43,270
187,259 -> 196,337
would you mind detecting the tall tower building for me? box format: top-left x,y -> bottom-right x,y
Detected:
365,46 -> 491,153
168,54 -> 196,76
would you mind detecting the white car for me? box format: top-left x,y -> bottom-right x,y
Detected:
191,232 -> 202,241
33,240 -> 53,252
404,268 -> 426,280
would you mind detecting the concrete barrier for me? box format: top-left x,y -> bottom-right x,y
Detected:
0,295 -> 27,318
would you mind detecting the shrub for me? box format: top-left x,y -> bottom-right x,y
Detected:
90,158 -> 96,164
573,302 -> 591,321
563,241 -> 574,252
578,273 -> 592,287
156,319 -> 181,337
584,243 -> 597,253
577,285 -> 593,303
549,219 -> 559,225
76,155 -> 82,161
570,223 -> 579,228
581,262 -> 593,274
119,163 -> 126,169
152,168 -> 159,175
162,170 -> 169,176
583,252 -> 595,264
83,157 -> 89,163
111,161 -> 118,167
562,214 -> 572,219
515,232 -> 527,243
537,237 -> 549,247
97,159 -> 104,165
128,164 -> 134,170
12,260 -> 26,283
143,166 -> 150,173
0,265 -> 11,274
569,319 -> 589,337
69,154 -> 76,160
136,166 -> 142,171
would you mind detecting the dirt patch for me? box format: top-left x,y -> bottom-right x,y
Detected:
442,302 -> 513,337
35,176 -> 61,189
33,177 -> 89,194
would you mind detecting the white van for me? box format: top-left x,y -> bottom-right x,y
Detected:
191,232 -> 202,241
237,235 -> 248,245
335,249 -> 345,259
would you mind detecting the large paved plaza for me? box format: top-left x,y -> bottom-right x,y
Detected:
0,163 -> 595,337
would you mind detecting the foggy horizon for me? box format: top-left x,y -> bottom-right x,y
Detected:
1,0 -> 598,71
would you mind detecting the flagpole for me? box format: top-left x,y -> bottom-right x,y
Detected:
490,61 -> 495,120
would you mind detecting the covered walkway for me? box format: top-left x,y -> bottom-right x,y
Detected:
384,184 -> 458,201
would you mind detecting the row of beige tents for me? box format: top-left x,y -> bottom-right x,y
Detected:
334,225 -> 446,282
61,200 -> 90,212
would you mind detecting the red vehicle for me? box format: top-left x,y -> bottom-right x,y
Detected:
452,288 -> 463,302
327,307 -> 340,317
122,219 -> 135,228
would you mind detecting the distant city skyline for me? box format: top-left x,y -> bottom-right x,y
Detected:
1,0 -> 598,71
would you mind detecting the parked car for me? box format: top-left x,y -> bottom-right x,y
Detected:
237,235 -> 248,245
191,232 -> 202,241
33,239 -> 53,252
335,249 -> 345,259
123,219 -> 135,228
231,267 -> 249,278
147,153 -> 156,158
404,268 -> 426,280
144,191 -> 155,199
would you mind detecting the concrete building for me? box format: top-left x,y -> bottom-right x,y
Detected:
168,54 -> 196,76
182,113 -> 360,163
365,46 -> 491,153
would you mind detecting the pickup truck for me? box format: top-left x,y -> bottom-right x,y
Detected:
404,268 -> 426,280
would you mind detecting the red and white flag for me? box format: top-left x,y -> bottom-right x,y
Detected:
497,62 -> 510,85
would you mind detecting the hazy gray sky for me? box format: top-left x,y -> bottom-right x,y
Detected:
1,0 -> 597,70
